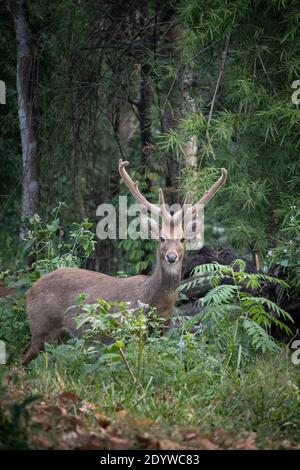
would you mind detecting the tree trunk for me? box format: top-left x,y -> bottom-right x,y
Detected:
182,71 -> 198,170
10,0 -> 39,238
138,61 -> 153,170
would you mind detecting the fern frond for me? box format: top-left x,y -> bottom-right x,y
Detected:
202,284 -> 240,306
241,273 -> 289,289
243,318 -> 281,353
178,274 -> 211,291
241,295 -> 294,323
192,262 -> 232,276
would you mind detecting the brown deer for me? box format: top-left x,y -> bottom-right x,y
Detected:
21,160 -> 227,365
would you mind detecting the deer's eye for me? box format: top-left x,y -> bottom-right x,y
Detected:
180,238 -> 185,243
160,237 -> 165,242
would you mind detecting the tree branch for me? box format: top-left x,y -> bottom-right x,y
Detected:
207,33 -> 231,126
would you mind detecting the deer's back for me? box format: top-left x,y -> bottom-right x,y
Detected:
27,267 -> 149,310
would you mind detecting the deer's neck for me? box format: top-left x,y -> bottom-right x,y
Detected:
148,251 -> 182,296
141,250 -> 182,319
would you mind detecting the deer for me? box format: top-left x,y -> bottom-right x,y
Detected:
21,160 -> 227,365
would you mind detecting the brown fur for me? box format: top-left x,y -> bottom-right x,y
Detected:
22,243 -> 183,365
22,163 -> 226,365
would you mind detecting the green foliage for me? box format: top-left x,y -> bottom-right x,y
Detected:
179,260 -> 293,359
25,333 -> 300,447
0,0 -> 299,449
1,0 -> 300,279
67,295 -> 163,389
24,205 -> 96,275
118,238 -> 156,275
0,208 -> 96,362
268,204 -> 300,294
0,368 -> 40,450
242,318 -> 280,354
152,0 -> 300,261
0,294 -> 29,363
0,222 -> 297,447
44,338 -> 99,375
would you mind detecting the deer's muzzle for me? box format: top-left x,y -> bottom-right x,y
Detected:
165,252 -> 178,264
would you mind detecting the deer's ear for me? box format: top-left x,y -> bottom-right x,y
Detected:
184,219 -> 202,239
140,215 -> 159,239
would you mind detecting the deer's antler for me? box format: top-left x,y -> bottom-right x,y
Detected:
173,168 -> 227,223
190,168 -> 227,214
119,160 -> 162,217
119,160 -> 227,224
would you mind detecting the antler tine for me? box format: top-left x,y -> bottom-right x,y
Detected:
159,188 -> 172,223
172,192 -> 190,225
182,192 -> 190,208
190,168 -> 227,215
119,160 -> 161,216
182,192 -> 191,221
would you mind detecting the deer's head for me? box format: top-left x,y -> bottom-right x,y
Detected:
119,160 -> 227,271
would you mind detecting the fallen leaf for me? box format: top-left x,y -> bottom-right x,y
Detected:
32,434 -> 54,449
57,391 -> 81,405
79,401 -> 97,413
158,439 -> 190,450
116,409 -> 129,419
233,432 -> 257,450
42,405 -> 66,416
31,412 -> 51,429
104,436 -> 132,450
185,436 -> 219,450
95,412 -> 112,428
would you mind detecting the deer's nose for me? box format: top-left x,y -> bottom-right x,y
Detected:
166,252 -> 178,264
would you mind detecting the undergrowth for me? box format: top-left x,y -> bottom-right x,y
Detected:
0,213 -> 299,449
